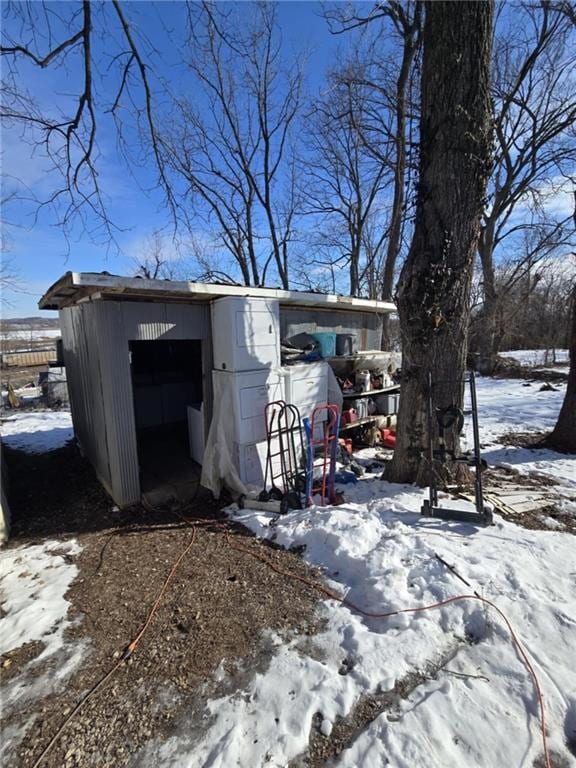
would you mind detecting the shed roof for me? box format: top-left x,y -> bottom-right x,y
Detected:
39,272 -> 396,314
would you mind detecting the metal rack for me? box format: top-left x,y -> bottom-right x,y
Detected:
421,370 -> 492,526
341,385 -> 400,399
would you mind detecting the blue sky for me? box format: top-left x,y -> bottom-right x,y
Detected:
2,1 -> 573,318
1,1 -> 341,318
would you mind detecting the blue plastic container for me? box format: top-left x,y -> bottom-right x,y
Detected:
312,332 -> 337,357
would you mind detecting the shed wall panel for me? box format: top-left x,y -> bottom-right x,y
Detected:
120,302 -> 208,341
60,305 -> 112,493
280,308 -> 383,351
62,300 -> 212,507
121,302 -> 168,341
95,302 -> 141,506
165,303 -> 208,339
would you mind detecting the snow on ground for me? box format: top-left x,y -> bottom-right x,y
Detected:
467,376 -> 575,490
0,539 -> 86,756
0,329 -> 61,342
0,409 -> 73,453
538,366 -> 570,374
500,348 -> 569,367
0,540 -> 83,669
140,375 -> 576,768
1,376 -> 574,767
147,490 -> 576,768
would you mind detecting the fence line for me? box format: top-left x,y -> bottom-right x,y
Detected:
1,346 -> 58,368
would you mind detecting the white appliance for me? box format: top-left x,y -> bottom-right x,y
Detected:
281,362 -> 329,424
211,296 -> 280,372
235,440 -> 284,488
187,404 -> 205,464
213,368 -> 284,445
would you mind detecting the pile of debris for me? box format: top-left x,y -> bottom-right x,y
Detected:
480,467 -> 575,533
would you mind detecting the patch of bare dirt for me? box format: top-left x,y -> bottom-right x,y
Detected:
497,430 -> 551,451
1,443 -> 327,768
493,363 -> 568,383
290,644 -> 464,767
533,751 -> 573,768
1,641 -> 45,682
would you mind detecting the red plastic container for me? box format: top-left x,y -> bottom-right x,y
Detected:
339,438 -> 353,454
380,428 -> 396,448
342,408 -> 358,425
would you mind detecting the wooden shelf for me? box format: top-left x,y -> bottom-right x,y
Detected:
342,385 -> 399,399
339,416 -> 382,431
324,351 -> 397,361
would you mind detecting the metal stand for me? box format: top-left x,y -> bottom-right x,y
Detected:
421,370 -> 492,526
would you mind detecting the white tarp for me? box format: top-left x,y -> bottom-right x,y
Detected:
201,370 -> 249,498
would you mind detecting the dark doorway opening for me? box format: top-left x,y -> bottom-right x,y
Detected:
129,339 -> 204,504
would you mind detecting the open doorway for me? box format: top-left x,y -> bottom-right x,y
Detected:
129,339 -> 204,503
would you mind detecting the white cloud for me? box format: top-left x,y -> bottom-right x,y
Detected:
516,176 -> 575,218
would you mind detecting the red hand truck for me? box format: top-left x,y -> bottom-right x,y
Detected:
304,404 -> 341,506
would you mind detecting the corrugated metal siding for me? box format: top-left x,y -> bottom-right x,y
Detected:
95,302 -> 140,506
280,308 -> 383,350
165,303 -> 209,338
60,299 -> 211,508
121,302 -> 167,341
60,305 -> 112,494
121,302 -> 208,341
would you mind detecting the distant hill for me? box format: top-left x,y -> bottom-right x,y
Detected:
0,317 -> 60,331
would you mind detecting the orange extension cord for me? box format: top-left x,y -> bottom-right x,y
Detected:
31,514 -> 551,768
30,524 -> 198,768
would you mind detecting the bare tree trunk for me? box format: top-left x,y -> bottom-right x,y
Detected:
545,282 -> 576,452
475,225 -> 499,371
386,0 -> 494,485
381,3 -> 422,350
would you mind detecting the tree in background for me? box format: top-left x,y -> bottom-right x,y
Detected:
490,255 -> 574,356
323,1 -> 422,340
162,2 -> 302,289
546,278 -> 576,452
1,1 -> 302,287
2,0 -> 572,319
386,0 -> 494,484
300,73 -> 389,298
133,230 -> 182,281
474,1 -> 576,371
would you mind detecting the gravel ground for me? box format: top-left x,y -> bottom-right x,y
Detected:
1,442 -> 326,768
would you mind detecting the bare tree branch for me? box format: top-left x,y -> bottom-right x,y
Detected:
475,1 -> 576,369
160,2 -> 303,288
1,1 -> 174,246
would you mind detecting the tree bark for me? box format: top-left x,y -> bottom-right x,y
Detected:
474,224 -> 500,371
545,281 -> 576,452
386,0 -> 494,485
381,4 -> 422,350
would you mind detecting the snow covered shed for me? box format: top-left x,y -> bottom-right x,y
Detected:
39,272 -> 395,507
